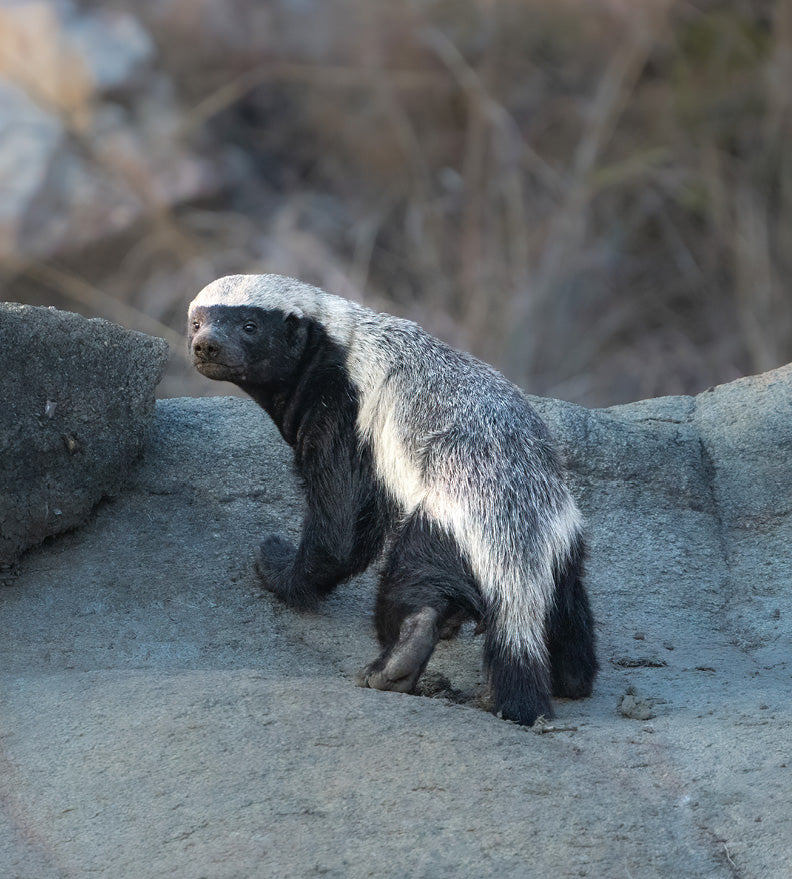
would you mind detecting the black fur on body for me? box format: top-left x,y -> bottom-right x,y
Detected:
188,274 -> 598,726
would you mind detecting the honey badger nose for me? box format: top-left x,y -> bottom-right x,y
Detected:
192,330 -> 222,360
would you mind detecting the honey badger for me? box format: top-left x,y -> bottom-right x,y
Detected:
188,274 -> 597,726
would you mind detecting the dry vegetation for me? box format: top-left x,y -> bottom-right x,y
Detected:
6,0 -> 792,405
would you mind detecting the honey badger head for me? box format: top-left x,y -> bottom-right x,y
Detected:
188,274 -> 361,388
188,302 -> 307,386
189,275 -> 313,388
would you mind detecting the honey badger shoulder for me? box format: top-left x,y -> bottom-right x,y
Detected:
188,274 -> 598,726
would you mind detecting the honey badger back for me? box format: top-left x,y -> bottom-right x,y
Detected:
189,273 -> 598,725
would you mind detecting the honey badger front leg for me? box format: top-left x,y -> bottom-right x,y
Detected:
255,427 -> 392,611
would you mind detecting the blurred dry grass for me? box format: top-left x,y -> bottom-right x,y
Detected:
5,0 -> 791,405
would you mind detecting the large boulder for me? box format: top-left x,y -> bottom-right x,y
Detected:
0,303 -> 168,566
531,364 -> 792,666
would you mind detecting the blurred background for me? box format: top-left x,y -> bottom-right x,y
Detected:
1,0 -> 790,405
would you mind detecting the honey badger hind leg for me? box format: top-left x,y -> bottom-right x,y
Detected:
356,512 -> 482,694
486,534 -> 597,724
356,606 -> 442,693
546,532 -> 599,700
484,634 -> 554,726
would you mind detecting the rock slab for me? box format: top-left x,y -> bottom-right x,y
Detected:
0,303 -> 168,565
1,367 -> 791,878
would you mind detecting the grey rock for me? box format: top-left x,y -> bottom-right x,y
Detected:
531,364 -> 792,664
0,303 -> 168,566
1,366 -> 791,877
618,686 -> 657,720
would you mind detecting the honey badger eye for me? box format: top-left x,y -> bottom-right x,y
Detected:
191,320 -> 200,331
243,321 -> 257,334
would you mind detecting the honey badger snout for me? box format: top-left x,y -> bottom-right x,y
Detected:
191,327 -> 225,362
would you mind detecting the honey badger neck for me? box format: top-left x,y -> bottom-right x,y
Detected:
240,317 -> 357,449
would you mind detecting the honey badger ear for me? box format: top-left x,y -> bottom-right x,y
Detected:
284,311 -> 310,356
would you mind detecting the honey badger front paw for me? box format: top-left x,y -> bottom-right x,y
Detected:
254,535 -> 319,611
255,534 -> 296,591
